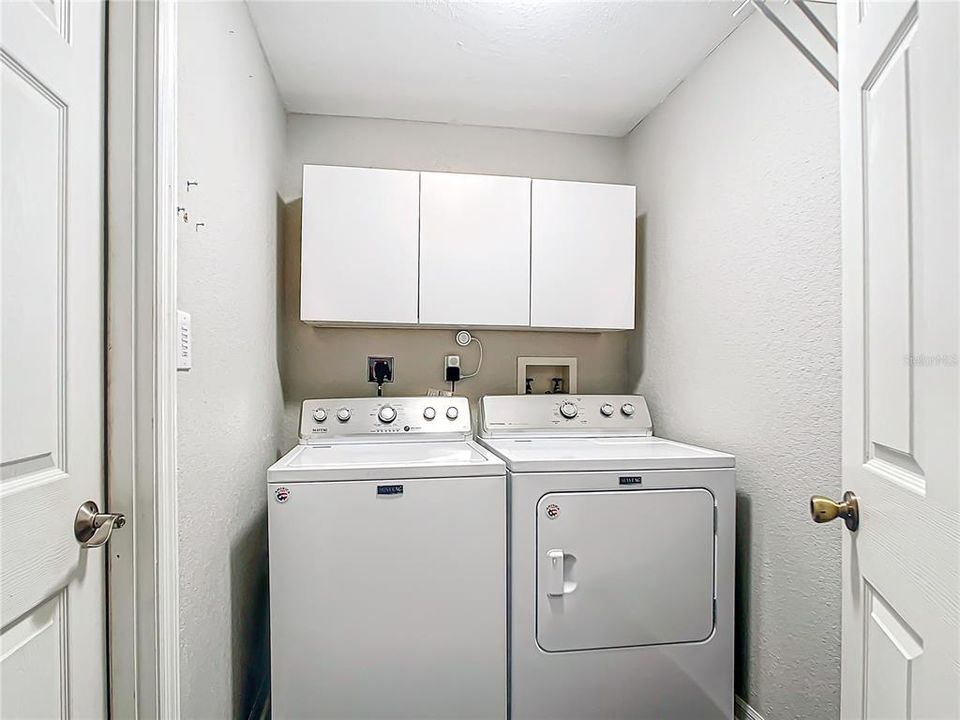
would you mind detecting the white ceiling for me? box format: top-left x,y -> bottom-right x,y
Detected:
246,1 -> 749,137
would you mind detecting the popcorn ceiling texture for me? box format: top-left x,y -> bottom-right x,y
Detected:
247,1 -> 747,136
624,14 -> 842,720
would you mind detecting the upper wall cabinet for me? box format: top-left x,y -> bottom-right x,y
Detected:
419,172 -> 531,326
531,180 -> 636,330
299,165 -> 636,331
301,165 -> 420,324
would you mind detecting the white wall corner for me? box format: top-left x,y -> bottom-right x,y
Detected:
735,695 -> 767,720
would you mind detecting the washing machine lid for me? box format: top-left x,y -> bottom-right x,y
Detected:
479,436 -> 734,472
268,440 -> 505,482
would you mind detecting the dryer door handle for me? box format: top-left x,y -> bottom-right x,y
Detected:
546,549 -> 566,596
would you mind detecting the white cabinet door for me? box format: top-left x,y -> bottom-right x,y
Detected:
531,180 -> 635,330
301,165 -> 420,324
419,172 -> 531,326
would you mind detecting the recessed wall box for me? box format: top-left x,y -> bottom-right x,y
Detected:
517,356 -> 578,395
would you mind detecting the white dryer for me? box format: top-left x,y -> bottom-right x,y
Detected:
268,396 -> 507,720
477,394 -> 734,720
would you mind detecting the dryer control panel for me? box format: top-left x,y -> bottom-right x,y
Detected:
478,395 -> 653,438
299,396 -> 472,443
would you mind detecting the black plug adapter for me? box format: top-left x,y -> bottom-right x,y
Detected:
444,355 -> 461,383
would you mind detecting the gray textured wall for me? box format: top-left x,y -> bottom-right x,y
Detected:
176,3 -> 285,717
278,115 -> 633,447
624,14 -> 842,719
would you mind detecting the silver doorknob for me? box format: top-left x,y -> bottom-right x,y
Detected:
74,500 -> 126,548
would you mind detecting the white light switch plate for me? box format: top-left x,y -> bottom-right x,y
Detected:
177,310 -> 192,371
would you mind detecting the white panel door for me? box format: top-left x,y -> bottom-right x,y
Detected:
531,180 -> 635,330
837,2 -> 959,718
1,1 -> 108,717
301,165 -> 420,324
419,172 -> 530,326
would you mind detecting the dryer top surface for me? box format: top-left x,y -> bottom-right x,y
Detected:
478,436 -> 734,473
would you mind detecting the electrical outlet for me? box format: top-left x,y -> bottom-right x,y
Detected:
367,356 -> 395,384
444,355 -> 461,383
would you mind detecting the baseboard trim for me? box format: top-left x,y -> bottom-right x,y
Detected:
735,695 -> 767,720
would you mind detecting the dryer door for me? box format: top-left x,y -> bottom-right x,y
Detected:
536,488 -> 715,652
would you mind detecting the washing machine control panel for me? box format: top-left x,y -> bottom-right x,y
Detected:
478,395 -> 653,437
299,396 -> 472,442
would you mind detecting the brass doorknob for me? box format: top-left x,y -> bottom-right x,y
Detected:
810,491 -> 859,531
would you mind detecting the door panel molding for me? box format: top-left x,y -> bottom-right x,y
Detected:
0,589 -> 69,719
0,47 -> 68,482
860,13 -> 921,478
33,0 -> 71,41
862,581 -> 923,719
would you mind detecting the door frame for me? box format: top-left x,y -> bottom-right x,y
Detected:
105,0 -> 180,716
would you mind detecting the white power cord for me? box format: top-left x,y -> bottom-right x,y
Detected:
456,330 -> 483,379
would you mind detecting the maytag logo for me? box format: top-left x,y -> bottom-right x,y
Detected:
377,484 -> 404,496
619,476 -> 643,486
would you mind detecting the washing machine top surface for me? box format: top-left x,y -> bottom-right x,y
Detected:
270,440 -> 504,481
477,394 -> 733,472
269,397 -> 505,481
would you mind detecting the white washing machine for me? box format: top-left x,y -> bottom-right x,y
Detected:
268,396 -> 507,720
477,394 -> 734,720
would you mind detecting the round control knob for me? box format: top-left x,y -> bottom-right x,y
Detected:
559,402 -> 579,419
600,403 -> 614,417
621,403 -> 636,417
336,407 -> 351,422
446,406 -> 459,420
423,406 -> 436,421
378,406 -> 397,424
313,408 -> 327,423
